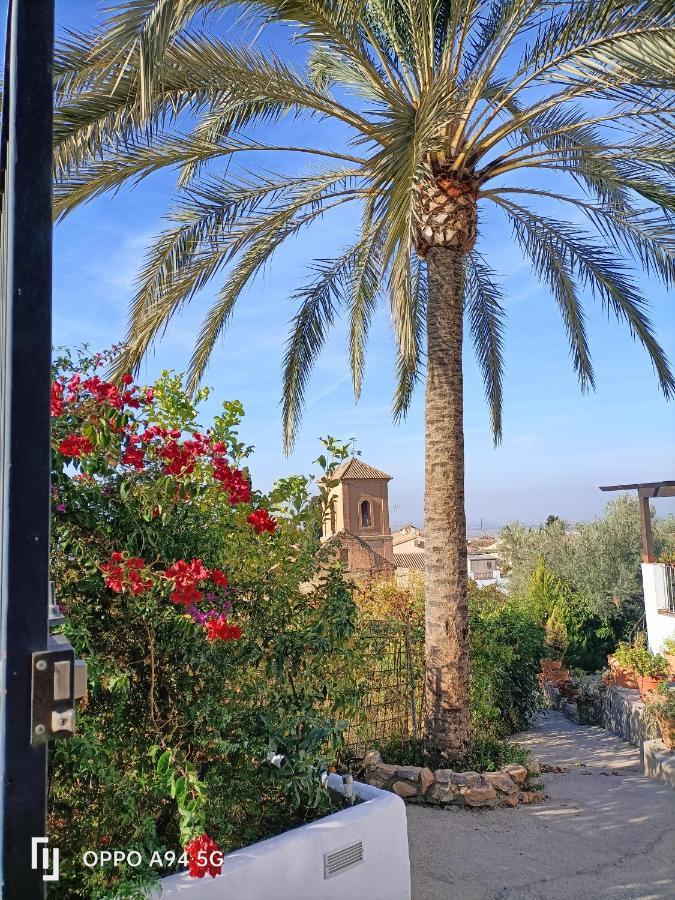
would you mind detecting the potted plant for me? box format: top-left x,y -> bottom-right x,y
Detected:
634,653 -> 669,700
609,643 -> 638,689
661,637 -> 675,679
613,638 -> 668,699
647,684 -> 675,751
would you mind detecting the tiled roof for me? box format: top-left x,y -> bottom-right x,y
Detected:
331,458 -> 392,481
394,552 -> 425,571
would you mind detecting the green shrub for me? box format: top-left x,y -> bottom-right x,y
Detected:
468,583 -> 545,738
49,348 -> 359,898
368,735 -> 529,773
515,561 -> 614,672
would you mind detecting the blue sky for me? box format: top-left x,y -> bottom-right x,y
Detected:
42,1 -> 675,529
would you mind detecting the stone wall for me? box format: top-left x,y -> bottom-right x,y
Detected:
361,751 -> 544,809
601,686 -> 657,748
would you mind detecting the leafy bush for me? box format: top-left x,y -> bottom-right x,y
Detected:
468,582 -> 545,738
49,348 -> 359,898
652,684 -> 675,721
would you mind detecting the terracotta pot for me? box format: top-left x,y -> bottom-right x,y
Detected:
541,658 -> 562,671
637,674 -> 667,700
656,715 -> 675,751
608,656 -> 638,690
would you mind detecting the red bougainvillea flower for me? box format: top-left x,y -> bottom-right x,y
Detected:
184,833 -> 222,879
101,554 -> 153,595
121,446 -> 145,470
247,509 -> 277,534
120,373 -> 133,385
164,558 -> 210,605
122,389 -> 141,409
50,381 -> 64,417
82,375 -> 123,409
165,559 -> 208,583
170,583 -> 203,606
205,616 -> 242,643
144,388 -> 154,404
212,460 -> 252,504
58,434 -> 93,458
209,569 -> 228,588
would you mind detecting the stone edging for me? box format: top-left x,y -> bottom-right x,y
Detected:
360,750 -> 544,808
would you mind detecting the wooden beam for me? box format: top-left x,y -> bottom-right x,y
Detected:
638,494 -> 655,563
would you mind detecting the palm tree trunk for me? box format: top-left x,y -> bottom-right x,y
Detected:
423,246 -> 470,757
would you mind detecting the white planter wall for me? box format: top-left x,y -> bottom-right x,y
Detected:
153,777 -> 411,900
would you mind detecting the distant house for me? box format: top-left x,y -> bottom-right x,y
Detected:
467,552 -> 505,585
392,524 -> 425,555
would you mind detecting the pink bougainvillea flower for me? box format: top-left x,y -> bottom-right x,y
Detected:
212,460 -> 252,504
204,616 -> 242,643
247,509 -> 277,534
58,434 -> 93,458
184,833 -> 222,879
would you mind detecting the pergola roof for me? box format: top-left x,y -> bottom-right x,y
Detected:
600,480 -> 675,496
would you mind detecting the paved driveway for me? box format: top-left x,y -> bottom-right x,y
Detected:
407,712 -> 675,900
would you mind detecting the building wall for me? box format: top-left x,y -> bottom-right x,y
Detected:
392,536 -> 424,555
324,476 -> 394,562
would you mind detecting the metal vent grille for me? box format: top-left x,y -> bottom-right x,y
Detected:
324,841 -> 364,878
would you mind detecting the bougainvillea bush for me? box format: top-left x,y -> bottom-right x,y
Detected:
49,348 -> 359,898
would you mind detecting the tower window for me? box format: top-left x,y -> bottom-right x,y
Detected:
360,500 -> 372,528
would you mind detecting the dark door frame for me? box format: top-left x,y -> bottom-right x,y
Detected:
0,0 -> 54,896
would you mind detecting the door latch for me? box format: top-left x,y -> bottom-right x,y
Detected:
30,584 -> 87,745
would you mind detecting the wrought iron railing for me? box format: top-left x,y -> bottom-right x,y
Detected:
662,564 -> 675,614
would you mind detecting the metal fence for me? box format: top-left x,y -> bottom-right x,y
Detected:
342,621 -> 425,760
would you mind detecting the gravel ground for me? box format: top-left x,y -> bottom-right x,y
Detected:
407,711 -> 675,900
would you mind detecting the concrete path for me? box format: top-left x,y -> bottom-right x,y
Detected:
407,711 -> 675,900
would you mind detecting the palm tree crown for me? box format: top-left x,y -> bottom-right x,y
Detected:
54,0 -> 675,451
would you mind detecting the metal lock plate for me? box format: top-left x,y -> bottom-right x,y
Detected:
31,633 -> 86,745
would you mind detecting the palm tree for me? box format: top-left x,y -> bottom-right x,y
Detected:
54,0 -> 675,757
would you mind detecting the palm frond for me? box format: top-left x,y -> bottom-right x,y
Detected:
282,242 -> 370,452
496,197 -> 675,398
392,258 -> 427,422
464,252 -> 505,442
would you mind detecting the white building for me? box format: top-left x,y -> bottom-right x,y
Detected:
600,480 -> 675,654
